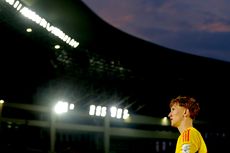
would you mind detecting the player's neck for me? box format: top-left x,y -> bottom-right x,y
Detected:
178,118 -> 193,133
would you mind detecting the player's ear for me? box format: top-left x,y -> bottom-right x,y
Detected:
183,108 -> 190,117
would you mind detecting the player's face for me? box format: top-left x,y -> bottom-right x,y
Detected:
168,103 -> 186,127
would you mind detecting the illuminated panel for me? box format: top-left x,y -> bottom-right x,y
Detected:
4,0 -> 79,48
89,105 -> 130,120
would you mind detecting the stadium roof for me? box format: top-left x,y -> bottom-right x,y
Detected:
0,0 -> 230,125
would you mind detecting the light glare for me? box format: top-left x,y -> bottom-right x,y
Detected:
161,117 -> 169,126
26,28 -> 32,32
116,108 -> 122,119
95,106 -> 102,116
69,103 -> 74,110
123,109 -> 129,119
101,107 -> 107,117
110,106 -> 117,118
54,101 -> 68,114
89,105 -> 96,116
0,100 -> 4,104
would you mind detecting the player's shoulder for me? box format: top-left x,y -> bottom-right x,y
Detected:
183,127 -> 201,135
188,127 -> 203,139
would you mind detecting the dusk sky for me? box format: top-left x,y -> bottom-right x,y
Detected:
82,0 -> 230,63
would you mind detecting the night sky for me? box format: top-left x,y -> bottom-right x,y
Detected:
82,0 -> 230,63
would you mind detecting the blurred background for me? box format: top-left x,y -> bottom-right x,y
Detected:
0,0 -> 229,153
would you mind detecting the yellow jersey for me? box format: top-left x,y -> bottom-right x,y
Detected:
175,127 -> 207,153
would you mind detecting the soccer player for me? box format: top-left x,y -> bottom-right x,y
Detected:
168,96 -> 207,153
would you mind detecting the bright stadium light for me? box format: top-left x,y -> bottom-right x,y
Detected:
69,103 -> 75,110
161,117 -> 170,126
89,105 -> 129,119
53,101 -> 74,114
50,100 -> 74,153
4,0 -> 79,48
116,108 -> 122,119
110,106 -> 117,118
123,109 -> 129,119
0,100 -> 4,104
89,105 -> 96,116
101,107 -> 107,117
89,105 -> 107,117
95,106 -> 102,116
54,101 -> 68,114
0,99 -> 4,126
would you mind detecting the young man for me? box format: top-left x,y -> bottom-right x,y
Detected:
168,96 -> 207,153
